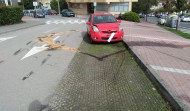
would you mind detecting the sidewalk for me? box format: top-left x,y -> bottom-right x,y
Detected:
122,20 -> 190,110
0,16 -> 44,35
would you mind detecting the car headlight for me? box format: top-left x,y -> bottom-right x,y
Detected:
93,26 -> 99,32
119,25 -> 123,31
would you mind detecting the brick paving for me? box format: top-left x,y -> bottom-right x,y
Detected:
122,20 -> 190,110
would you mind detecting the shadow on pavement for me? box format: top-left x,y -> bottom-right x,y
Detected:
28,100 -> 48,111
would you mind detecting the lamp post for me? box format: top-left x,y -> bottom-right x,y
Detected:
22,0 -> 24,10
57,0 -> 60,15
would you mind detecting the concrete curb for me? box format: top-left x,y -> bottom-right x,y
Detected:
124,42 -> 190,111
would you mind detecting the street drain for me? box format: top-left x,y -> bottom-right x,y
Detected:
36,30 -> 80,53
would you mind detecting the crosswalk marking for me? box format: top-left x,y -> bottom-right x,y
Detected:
46,19 -> 86,24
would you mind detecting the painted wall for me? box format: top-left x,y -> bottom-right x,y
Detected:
67,0 -> 136,15
3,0 -> 18,6
69,3 -> 88,15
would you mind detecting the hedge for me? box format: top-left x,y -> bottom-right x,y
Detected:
123,11 -> 140,22
0,6 -> 24,25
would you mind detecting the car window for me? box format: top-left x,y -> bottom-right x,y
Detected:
93,15 -> 117,24
161,16 -> 166,19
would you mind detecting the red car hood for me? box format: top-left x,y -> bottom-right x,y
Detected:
95,23 -> 119,32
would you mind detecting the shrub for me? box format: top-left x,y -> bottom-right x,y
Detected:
123,11 -> 140,22
0,6 -> 24,25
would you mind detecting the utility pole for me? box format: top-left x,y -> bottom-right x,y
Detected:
57,0 -> 60,15
94,0 -> 96,13
22,0 -> 24,10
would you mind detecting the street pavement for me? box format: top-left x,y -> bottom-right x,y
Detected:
0,15 -> 86,111
122,20 -> 190,110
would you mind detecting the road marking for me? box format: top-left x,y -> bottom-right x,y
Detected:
20,36 -> 60,60
44,28 -> 57,33
0,36 -> 16,43
45,19 -> 86,24
21,30 -> 80,60
108,33 -> 115,42
124,34 -> 190,43
151,65 -> 190,75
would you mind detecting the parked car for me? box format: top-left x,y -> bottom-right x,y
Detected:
156,13 -> 162,18
138,13 -> 145,18
34,10 -> 45,18
158,15 -> 167,25
86,13 -> 124,43
48,10 -> 57,15
181,16 -> 190,22
61,9 -> 75,17
43,10 -> 49,15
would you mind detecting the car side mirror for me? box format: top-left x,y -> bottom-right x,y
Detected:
117,20 -> 121,23
86,22 -> 90,25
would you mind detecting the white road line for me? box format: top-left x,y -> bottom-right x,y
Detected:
124,34 -> 190,43
45,20 -> 87,24
0,36 -> 16,43
151,65 -> 190,75
21,36 -> 60,60
44,28 -> 57,33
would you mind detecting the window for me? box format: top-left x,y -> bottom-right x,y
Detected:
110,2 -> 129,12
96,3 -> 108,11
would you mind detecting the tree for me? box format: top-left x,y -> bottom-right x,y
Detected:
50,0 -> 58,12
172,0 -> 187,11
23,0 -> 33,9
163,0 -> 174,13
132,0 -> 158,21
50,0 -> 68,12
132,2 -> 142,14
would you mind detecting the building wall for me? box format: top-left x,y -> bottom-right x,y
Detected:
68,0 -> 135,15
42,0 -> 51,9
2,0 -> 18,6
69,3 -> 88,14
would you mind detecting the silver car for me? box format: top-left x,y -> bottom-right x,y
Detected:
181,16 -> 190,22
158,15 -> 167,25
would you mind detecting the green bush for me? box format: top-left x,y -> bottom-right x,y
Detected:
0,6 -> 24,25
123,11 -> 140,22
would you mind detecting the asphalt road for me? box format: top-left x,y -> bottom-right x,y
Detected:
0,15 -> 87,111
146,17 -> 190,34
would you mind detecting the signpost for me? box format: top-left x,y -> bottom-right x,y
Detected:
33,2 -> 37,9
93,1 -> 96,13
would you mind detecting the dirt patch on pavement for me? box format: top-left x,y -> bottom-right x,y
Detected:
36,30 -> 80,53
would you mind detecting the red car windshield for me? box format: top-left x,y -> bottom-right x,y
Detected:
93,15 -> 117,24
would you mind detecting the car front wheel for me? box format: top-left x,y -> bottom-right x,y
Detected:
89,35 -> 94,44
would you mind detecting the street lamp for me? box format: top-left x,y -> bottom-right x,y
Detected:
57,0 -> 60,15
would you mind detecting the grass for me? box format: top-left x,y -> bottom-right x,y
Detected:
158,24 -> 190,39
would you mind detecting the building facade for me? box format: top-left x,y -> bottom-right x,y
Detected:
66,0 -> 138,15
0,0 -> 18,6
41,0 -> 51,9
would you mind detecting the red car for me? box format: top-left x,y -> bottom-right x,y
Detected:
48,10 -> 57,15
86,13 -> 124,43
